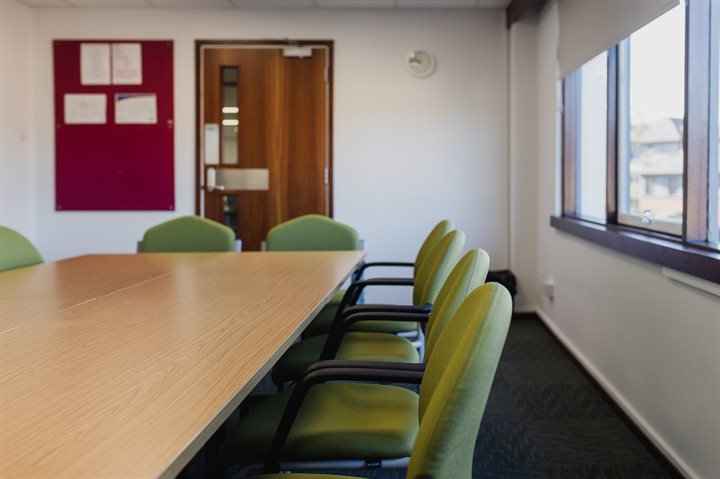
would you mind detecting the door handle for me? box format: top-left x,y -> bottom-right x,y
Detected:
206,167 -> 226,192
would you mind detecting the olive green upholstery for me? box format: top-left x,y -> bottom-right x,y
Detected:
413,220 -> 453,276
272,332 -> 420,385
271,248 -> 488,385
266,215 -> 360,252
422,248 -> 489,360
140,215 -> 235,253
219,383 -> 419,466
412,230 -> 465,306
0,226 -> 43,272
408,283 -> 511,479
302,220 -> 452,337
238,282 -> 512,478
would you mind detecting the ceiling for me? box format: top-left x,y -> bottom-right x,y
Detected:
18,0 -> 510,9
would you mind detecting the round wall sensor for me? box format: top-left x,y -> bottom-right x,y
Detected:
405,50 -> 436,79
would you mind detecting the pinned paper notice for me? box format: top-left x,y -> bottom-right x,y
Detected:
64,94 -> 107,124
115,93 -> 157,124
112,43 -> 142,85
80,43 -> 110,85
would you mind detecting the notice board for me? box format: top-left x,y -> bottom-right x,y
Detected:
53,40 -> 174,211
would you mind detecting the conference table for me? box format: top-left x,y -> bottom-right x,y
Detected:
0,251 -> 364,478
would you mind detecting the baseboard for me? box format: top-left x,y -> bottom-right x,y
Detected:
534,308 -> 696,479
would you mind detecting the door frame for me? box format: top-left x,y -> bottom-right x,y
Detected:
194,39 -> 334,218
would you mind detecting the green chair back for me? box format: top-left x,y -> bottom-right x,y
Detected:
140,215 -> 236,253
424,248 -> 490,361
0,226 -> 43,272
266,215 -> 360,251
414,220 -> 453,276
412,230 -> 465,306
409,282 -> 512,479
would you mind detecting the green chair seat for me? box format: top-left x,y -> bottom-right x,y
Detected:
272,332 -> 420,384
219,382 -> 419,466
0,227 -> 43,272
140,215 -> 235,253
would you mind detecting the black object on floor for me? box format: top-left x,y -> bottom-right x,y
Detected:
182,314 -> 681,478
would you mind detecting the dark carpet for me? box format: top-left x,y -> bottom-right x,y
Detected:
183,314 -> 679,478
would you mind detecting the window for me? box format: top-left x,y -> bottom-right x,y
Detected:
562,52 -> 608,223
577,52 -> 608,223
618,3 -> 686,235
557,0 -> 719,285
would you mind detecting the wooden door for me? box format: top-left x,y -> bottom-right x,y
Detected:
197,42 -> 332,251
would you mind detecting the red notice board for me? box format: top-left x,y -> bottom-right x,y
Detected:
54,40 -> 174,211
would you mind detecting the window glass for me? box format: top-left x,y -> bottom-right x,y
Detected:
618,1 -> 686,235
221,67 -> 239,165
576,52 -> 608,223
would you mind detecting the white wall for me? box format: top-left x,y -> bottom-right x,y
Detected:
509,17 -> 539,311
0,0 -> 36,242
24,6 -> 508,277
526,3 -> 720,477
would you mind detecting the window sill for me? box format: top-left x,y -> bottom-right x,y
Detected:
550,216 -> 720,285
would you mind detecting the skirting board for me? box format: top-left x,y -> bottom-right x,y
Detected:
535,308 -> 696,479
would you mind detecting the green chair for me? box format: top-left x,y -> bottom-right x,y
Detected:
139,215 -> 236,252
305,228 -> 465,342
271,229 -> 465,387
271,248 -> 489,385
219,282 -> 512,477
0,226 -> 43,272
266,214 -> 360,252
305,220 -> 453,337
351,219 -> 453,282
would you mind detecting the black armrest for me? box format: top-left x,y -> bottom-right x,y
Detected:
339,303 -> 431,319
320,311 -> 430,360
344,311 -> 429,325
264,366 -> 424,472
352,261 -> 415,281
345,277 -> 415,305
352,277 -> 415,287
334,277 -> 416,311
305,359 -> 426,375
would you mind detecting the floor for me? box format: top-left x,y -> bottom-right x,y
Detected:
184,315 -> 679,478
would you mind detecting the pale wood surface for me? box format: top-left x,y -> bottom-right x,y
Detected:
0,251 -> 363,478
0,253 -> 215,300
0,254 -> 218,333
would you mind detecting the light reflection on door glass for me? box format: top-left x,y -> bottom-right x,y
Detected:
221,67 -> 238,165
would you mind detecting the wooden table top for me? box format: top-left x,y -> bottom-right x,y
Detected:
0,251 -> 364,478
